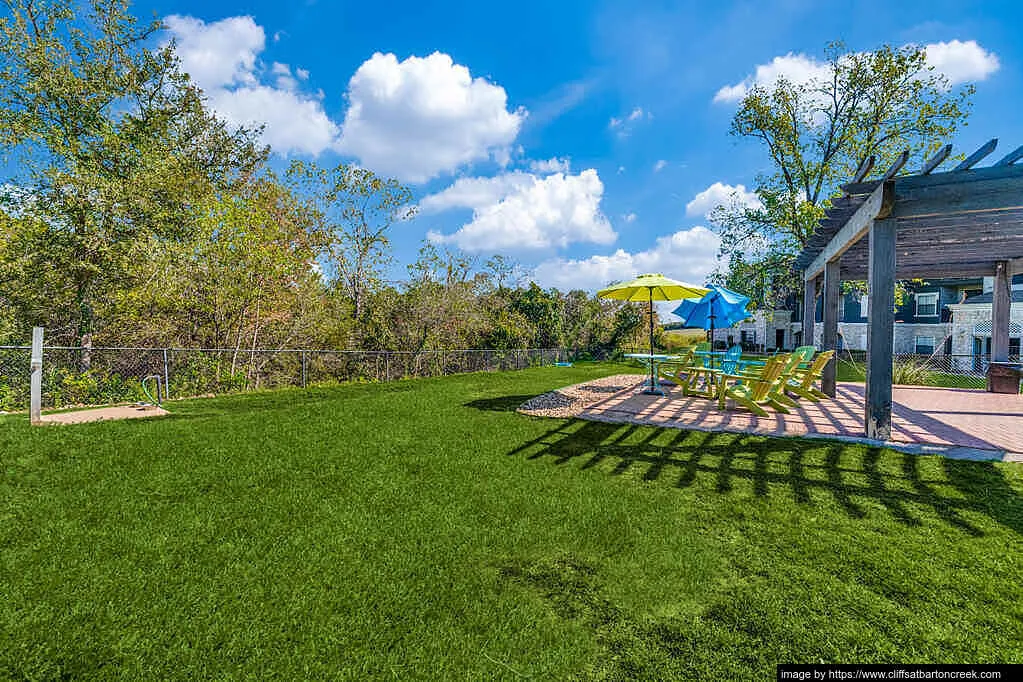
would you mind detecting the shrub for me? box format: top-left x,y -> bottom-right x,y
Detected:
892,358 -> 934,386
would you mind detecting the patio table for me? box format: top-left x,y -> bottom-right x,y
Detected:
623,353 -> 681,395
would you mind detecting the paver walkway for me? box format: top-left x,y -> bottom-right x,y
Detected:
571,380 -> 1023,461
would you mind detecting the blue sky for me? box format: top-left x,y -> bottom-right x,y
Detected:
135,0 -> 1018,294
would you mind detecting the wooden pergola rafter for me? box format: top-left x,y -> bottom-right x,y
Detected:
794,138 -> 1023,440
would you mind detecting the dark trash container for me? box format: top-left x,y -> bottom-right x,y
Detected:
987,362 -> 1022,394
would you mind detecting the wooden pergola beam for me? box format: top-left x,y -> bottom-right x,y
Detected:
841,161 -> 1023,196
804,181 -> 894,281
892,177 -> 1023,219
954,138 -> 997,171
996,143 -> 1023,166
919,144 -> 952,175
851,155 -> 875,184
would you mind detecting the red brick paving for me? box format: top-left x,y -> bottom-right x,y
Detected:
576,381 -> 1023,461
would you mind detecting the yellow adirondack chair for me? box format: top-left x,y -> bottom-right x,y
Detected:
718,354 -> 791,416
769,350 -> 811,408
786,350 -> 835,401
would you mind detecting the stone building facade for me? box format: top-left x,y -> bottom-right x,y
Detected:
716,277 -> 1023,363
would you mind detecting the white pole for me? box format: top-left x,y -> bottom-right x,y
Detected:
30,326 -> 43,425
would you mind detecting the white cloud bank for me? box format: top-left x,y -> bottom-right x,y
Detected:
165,15 -> 339,155
336,52 -> 525,183
425,170 -> 615,252
167,17 -> 526,180
685,182 -> 762,220
714,39 -> 999,103
532,226 -> 720,293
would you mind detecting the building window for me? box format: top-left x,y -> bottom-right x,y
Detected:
915,292 -> 939,317
915,336 -> 935,355
859,294 -> 868,318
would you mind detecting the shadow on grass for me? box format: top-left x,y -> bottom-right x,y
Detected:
464,395 -> 537,412
506,418 -> 1023,536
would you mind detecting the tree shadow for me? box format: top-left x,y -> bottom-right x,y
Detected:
507,419 -> 1023,536
463,395 -> 537,412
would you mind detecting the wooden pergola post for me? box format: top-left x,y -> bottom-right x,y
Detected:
821,259 -> 841,397
866,218 -> 896,441
991,260 -> 1011,363
802,278 -> 817,348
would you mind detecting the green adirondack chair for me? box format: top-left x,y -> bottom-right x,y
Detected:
786,350 -> 835,401
718,354 -> 792,416
791,345 -> 816,369
658,349 -> 697,394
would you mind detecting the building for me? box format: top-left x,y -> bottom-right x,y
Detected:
717,276 -> 1023,365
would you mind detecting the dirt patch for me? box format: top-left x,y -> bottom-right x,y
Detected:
38,404 -> 169,425
517,374 -> 646,418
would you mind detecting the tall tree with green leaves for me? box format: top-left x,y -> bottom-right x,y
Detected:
288,162 -> 415,346
711,42 -> 973,309
0,0 -> 264,361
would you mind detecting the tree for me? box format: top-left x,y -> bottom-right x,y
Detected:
116,175 -> 326,350
712,42 -> 973,308
0,0 -> 264,362
289,162 -> 415,347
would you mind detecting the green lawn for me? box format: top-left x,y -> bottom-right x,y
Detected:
2,364 -> 1022,679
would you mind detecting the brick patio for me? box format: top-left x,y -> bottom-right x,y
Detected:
576,380 -> 1023,461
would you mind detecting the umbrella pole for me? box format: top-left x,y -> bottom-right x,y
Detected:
648,290 -> 656,391
709,313 -> 716,368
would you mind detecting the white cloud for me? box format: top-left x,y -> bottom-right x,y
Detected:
418,172 -> 534,213
337,52 -> 525,183
165,15 -> 339,156
529,157 -> 571,174
206,86 -> 339,155
685,182 -> 762,219
924,40 -> 1000,84
623,212 -> 637,223
608,106 -> 651,137
714,53 -> 830,103
165,15 -> 263,90
271,62 -> 298,90
532,226 -> 720,293
714,40 -> 1000,103
427,169 -> 615,252
653,159 -> 667,173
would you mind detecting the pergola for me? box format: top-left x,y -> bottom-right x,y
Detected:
794,139 -> 1023,440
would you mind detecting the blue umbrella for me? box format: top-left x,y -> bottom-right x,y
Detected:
671,285 -> 751,346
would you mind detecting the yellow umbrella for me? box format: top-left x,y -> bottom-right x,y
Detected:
598,273 -> 709,393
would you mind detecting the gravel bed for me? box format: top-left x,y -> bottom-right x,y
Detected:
517,373 -> 647,418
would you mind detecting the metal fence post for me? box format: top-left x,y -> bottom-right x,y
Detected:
30,327 -> 43,424
162,348 -> 170,401
301,350 -> 307,388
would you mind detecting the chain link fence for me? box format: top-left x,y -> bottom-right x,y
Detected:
0,346 -> 568,412
837,351 -> 1020,389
